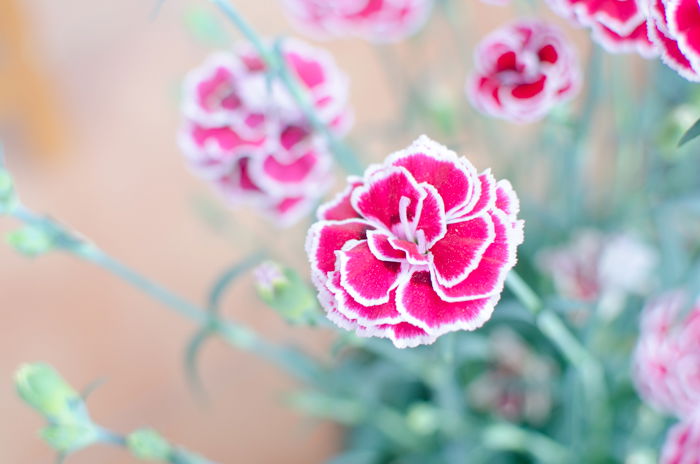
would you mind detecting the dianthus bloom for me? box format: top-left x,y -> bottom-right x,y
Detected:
633,293 -> 700,418
280,0 -> 433,43
467,20 -> 580,123
306,135 -> 524,348
646,0 -> 700,82
547,0 -> 657,57
661,416 -> 700,464
178,38 -> 352,226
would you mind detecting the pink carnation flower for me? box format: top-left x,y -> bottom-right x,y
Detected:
646,0 -> 700,82
280,0 -> 433,43
178,38 -> 352,226
306,135 -> 524,348
467,20 -> 581,123
547,0 -> 657,57
661,416 -> 700,464
633,293 -> 700,418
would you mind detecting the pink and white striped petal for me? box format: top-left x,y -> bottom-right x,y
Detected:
306,219 -> 372,285
432,210 -> 518,301
351,166 -> 425,232
317,177 -> 363,221
397,270 -> 500,334
338,240 -> 403,305
327,272 -> 403,325
429,214 -> 496,288
388,138 -> 478,215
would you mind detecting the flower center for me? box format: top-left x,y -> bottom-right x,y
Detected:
237,74 -> 301,120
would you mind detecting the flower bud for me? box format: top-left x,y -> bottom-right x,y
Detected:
406,403 -> 439,435
7,226 -> 54,257
254,261 -> 319,325
41,423 -> 98,453
127,428 -> 172,461
0,170 -> 16,213
15,363 -> 80,423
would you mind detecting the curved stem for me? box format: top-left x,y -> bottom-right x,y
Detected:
10,204 -> 322,384
505,272 -> 610,454
210,0 -> 363,175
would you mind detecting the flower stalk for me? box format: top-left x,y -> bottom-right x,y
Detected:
209,0 -> 363,175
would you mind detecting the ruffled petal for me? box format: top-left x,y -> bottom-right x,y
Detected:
338,240 -> 403,305
429,214 -> 496,287
432,210 -> 518,301
397,270 -> 499,333
328,271 -> 402,325
351,166 -> 424,232
317,177 -> 363,221
306,219 -> 372,284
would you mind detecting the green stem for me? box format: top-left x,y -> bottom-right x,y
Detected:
210,0 -> 363,175
505,272 -> 610,454
482,423 -> 571,464
10,204 -> 321,384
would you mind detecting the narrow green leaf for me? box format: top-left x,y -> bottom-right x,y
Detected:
183,328 -> 213,398
207,252 -> 265,312
678,116 -> 700,147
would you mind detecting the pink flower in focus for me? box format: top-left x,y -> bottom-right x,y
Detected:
634,293 -> 700,418
306,135 -> 524,348
661,416 -> 700,464
547,0 -> 657,57
646,0 -> 700,82
467,20 -> 581,123
280,0 -> 433,43
178,39 -> 352,226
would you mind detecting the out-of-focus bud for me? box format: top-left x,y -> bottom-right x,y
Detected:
0,170 -> 16,214
253,261 -> 319,325
7,226 -> 54,257
41,423 -> 98,453
15,363 -> 80,423
406,403 -> 439,436
127,428 -> 172,461
425,87 -> 458,137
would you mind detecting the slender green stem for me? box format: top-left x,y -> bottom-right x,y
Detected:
9,204 -> 322,384
482,423 -> 571,464
210,0 -> 363,175
505,271 -> 610,455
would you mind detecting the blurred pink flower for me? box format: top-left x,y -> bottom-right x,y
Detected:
178,38 -> 352,226
467,20 -> 580,123
280,0 -> 433,43
633,293 -> 700,418
547,0 -> 657,57
306,135 -> 523,348
661,416 -> 700,464
537,230 -> 657,302
646,0 -> 700,82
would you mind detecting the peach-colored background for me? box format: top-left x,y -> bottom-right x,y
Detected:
0,1 -> 597,462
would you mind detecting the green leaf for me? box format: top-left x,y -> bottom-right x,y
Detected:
208,252 -> 265,312
183,328 -> 213,398
678,116 -> 700,147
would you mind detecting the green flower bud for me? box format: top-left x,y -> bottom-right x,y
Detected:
41,423 -> 98,453
7,226 -> 54,257
254,262 -> 319,325
15,363 -> 80,423
0,170 -> 16,213
406,403 -> 439,436
127,428 -> 172,461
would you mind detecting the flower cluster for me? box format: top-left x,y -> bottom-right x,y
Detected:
467,20 -> 580,123
546,0 -> 656,57
633,293 -> 700,462
179,38 -> 352,226
647,0 -> 700,82
547,0 -> 700,81
280,0 -> 433,43
306,136 -> 523,348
